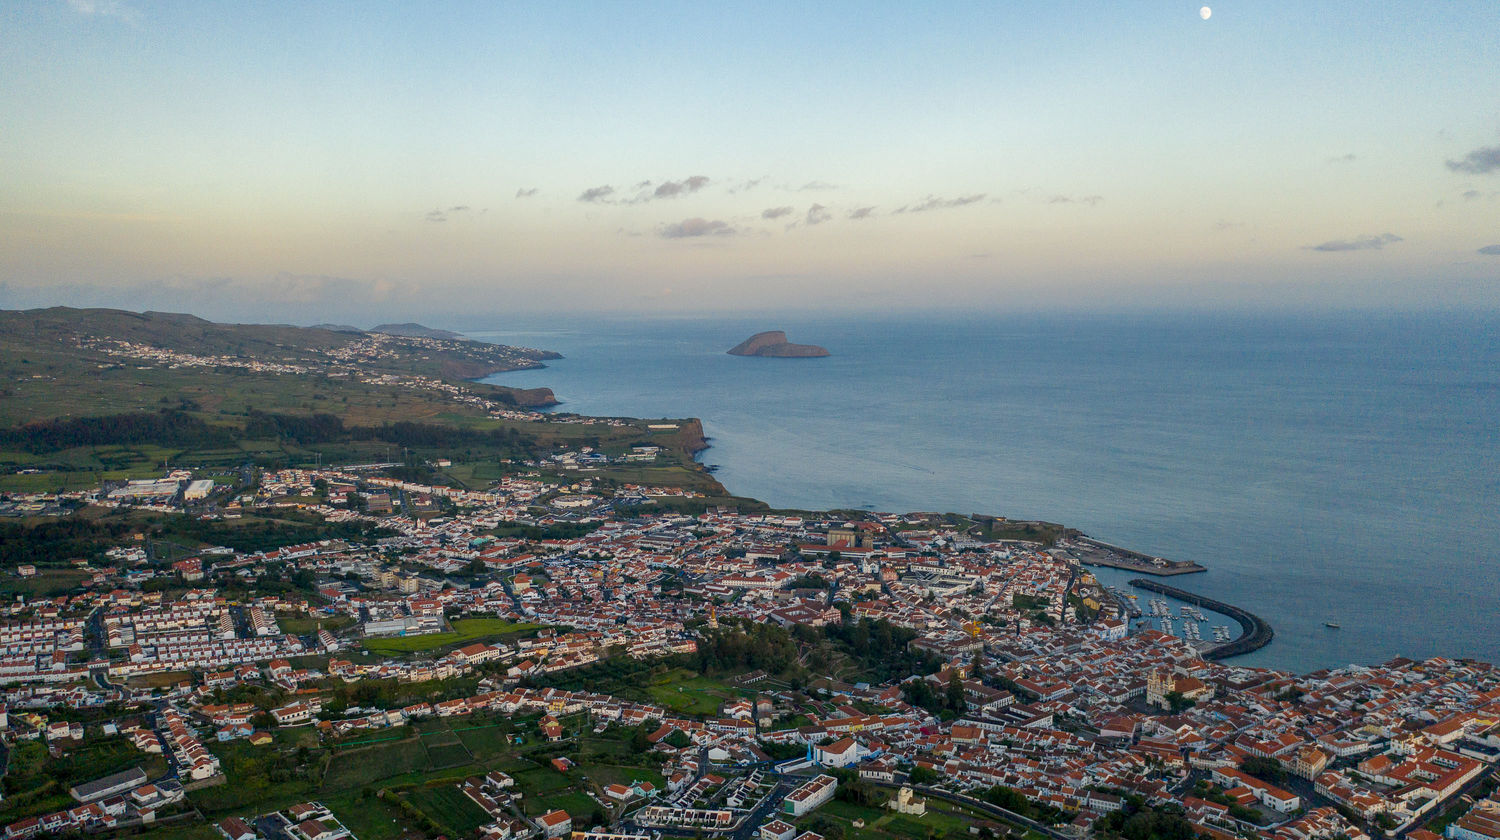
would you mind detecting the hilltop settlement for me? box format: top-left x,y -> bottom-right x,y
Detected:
0,309 -> 1496,840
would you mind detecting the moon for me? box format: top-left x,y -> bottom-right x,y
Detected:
1200,6 -> 1212,19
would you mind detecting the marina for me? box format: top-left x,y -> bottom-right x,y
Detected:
1133,593 -> 1222,649
1130,578 -> 1275,660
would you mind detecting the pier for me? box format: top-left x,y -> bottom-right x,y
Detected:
1067,536 -> 1206,576
1128,578 -> 1274,660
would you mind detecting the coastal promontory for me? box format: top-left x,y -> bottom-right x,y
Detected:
727,330 -> 829,358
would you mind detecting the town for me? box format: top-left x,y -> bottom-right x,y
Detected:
0,462 -> 1496,840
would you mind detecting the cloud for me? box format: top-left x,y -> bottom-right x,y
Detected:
653,176 -> 710,199
1479,245 -> 1500,256
1463,190 -> 1482,200
1213,220 -> 1244,231
728,178 -> 765,194
1047,194 -> 1104,206
578,185 -> 615,203
1327,153 -> 1357,164
659,218 -> 735,239
66,0 -> 140,23
799,181 -> 838,191
423,205 -> 476,222
515,188 -> 538,198
899,193 -> 988,213
1309,233 -> 1403,252
806,204 -> 832,225
579,176 -> 714,204
1445,146 -> 1500,175
761,206 -> 794,220
848,206 -> 876,220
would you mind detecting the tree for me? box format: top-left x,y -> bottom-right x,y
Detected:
1241,756 -> 1286,785
1097,804 -> 1198,840
631,719 -> 659,753
1165,691 -> 1195,714
807,815 -> 845,840
909,765 -> 940,785
902,679 -> 938,714
946,673 -> 967,714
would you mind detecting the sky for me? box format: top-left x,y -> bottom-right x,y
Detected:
2,1 -> 1499,324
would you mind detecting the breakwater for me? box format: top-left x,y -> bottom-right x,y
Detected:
1072,536 -> 1206,576
1129,578 -> 1274,659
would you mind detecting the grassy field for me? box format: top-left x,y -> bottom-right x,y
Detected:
324,739 -> 432,791
806,798 -> 1003,840
64,737 -> 166,781
102,822 -> 223,840
404,784 -> 494,835
577,737 -> 633,762
513,766 -> 575,795
0,568 -> 91,597
642,669 -> 737,716
322,790 -> 411,840
190,741 -> 322,817
277,614 -> 354,634
455,724 -> 521,761
125,670 -> 195,689
421,731 -> 475,769
361,618 -> 543,655
524,790 -> 599,819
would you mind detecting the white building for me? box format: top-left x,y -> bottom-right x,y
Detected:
783,775 -> 838,818
888,787 -> 926,816
814,737 -> 859,769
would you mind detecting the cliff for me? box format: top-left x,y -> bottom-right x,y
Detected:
727,330 -> 829,358
502,386 -> 560,408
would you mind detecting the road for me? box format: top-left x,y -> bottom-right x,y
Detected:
726,778 -> 795,840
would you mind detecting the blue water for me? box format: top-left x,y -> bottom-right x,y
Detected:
470,312 -> 1500,674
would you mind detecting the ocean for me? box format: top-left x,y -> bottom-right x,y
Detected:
470,311 -> 1500,674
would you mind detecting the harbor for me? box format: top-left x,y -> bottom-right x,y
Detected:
1129,578 -> 1275,660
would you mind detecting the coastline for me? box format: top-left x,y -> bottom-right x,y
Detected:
468,312 -> 1500,671
675,415 -> 1276,661
513,368 -> 1281,660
